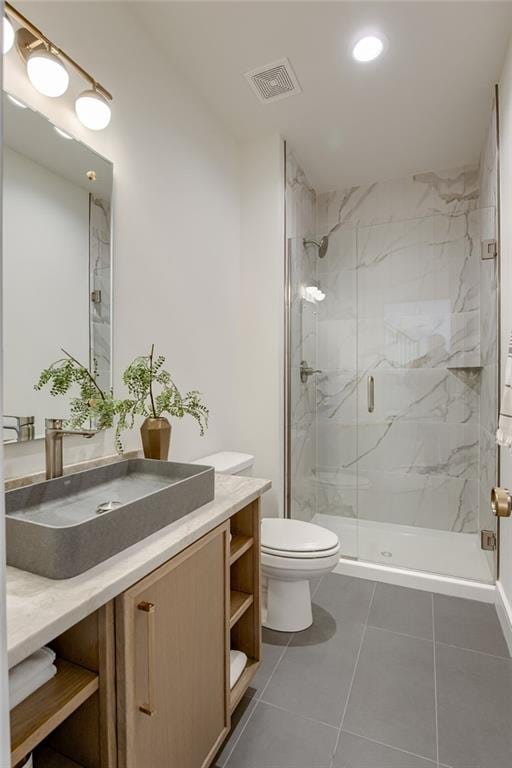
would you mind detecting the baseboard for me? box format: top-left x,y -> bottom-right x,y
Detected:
334,558 -> 496,603
496,581 -> 512,656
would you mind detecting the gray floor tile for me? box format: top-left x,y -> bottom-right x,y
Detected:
333,732 -> 438,768
368,583 -> 433,639
226,701 -> 338,768
262,605 -> 365,725
246,627 -> 291,699
313,573 -> 375,625
434,595 -> 509,657
437,642 -> 512,768
215,696 -> 257,767
343,627 -> 436,760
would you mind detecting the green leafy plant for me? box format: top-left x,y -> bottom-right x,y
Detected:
35,345 -> 208,453
123,344 -> 209,436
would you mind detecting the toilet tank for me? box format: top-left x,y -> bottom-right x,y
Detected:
192,451 -> 254,476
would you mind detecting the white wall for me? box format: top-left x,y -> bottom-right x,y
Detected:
238,135 -> 285,517
3,146 -> 89,437
498,36 -> 512,637
3,1 -> 243,478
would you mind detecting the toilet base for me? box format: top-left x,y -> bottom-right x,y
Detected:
263,577 -> 312,632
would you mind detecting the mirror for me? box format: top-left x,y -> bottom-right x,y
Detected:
2,92 -> 113,442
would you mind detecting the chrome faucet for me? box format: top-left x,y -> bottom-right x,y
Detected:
45,418 -> 97,480
3,415 -> 35,442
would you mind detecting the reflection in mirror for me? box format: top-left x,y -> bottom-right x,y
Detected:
2,92 -> 113,442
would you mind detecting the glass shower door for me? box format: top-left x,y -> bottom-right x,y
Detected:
286,231 -> 359,559
354,210 -> 497,583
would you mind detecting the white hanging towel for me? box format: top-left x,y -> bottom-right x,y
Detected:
497,332 -> 512,447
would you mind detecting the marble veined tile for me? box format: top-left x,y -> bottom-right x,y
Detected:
356,369 -> 479,425
317,318 -> 357,372
357,311 -> 480,370
317,268 -> 356,321
286,146 -> 316,240
317,371 -> 358,424
358,470 -> 478,532
353,421 -> 479,479
317,165 -> 479,233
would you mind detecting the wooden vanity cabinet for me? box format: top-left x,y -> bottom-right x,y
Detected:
10,498 -> 262,768
115,523 -> 231,768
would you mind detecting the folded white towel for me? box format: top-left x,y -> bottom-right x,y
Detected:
230,649 -> 247,689
9,647 -> 57,709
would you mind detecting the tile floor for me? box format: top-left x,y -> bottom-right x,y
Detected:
215,574 -> 512,768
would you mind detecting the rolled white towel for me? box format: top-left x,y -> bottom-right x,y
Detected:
230,649 -> 247,689
9,647 -> 57,709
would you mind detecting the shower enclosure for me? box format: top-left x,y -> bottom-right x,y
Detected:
285,200 -> 499,585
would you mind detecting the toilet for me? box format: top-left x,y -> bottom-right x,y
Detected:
261,518 -> 340,632
193,451 -> 255,476
193,452 -> 340,633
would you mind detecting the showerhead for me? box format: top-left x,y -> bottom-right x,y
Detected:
303,235 -> 329,258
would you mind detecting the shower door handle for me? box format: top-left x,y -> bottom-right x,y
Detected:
367,375 -> 375,413
491,487 -> 512,517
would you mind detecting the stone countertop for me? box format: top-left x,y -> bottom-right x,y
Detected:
6,473 -> 271,669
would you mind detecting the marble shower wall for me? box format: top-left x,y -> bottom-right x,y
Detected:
478,99 -> 499,558
90,195 -> 112,393
316,166 -> 492,534
286,146 -> 318,522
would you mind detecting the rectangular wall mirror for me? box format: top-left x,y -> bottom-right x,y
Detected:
2,92 -> 113,443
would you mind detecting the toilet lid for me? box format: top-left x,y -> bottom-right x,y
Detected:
261,519 -> 339,554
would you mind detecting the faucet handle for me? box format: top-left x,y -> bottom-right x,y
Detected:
45,418 -> 64,431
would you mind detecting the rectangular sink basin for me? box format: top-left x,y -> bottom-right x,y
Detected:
5,459 -> 215,579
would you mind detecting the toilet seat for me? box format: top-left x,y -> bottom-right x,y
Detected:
261,518 -> 339,558
261,543 -> 340,559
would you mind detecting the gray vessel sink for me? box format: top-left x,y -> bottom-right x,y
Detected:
5,459 -> 215,579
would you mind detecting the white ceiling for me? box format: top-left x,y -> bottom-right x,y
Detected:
135,1 -> 512,192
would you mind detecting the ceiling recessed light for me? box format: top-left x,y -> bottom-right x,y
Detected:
7,94 -> 27,109
352,35 -> 385,63
54,126 -> 72,140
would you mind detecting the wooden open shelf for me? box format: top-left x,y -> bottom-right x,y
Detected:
229,590 -> 254,628
34,745 -> 84,768
229,659 -> 259,713
10,659 -> 98,767
230,534 -> 254,565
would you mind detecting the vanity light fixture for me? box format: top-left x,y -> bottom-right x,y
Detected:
27,47 -> 69,97
75,88 -> 111,131
352,35 -> 385,62
4,2 -> 112,129
6,93 -> 27,108
3,14 -> 14,53
54,126 -> 72,140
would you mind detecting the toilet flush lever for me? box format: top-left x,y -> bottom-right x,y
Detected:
491,487 -> 512,517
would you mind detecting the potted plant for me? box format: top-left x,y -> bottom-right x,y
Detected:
123,344 -> 208,460
35,345 -> 208,459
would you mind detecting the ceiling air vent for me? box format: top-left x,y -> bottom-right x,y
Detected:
245,58 -> 301,104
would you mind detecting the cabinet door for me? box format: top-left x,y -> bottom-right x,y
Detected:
116,523 -> 230,768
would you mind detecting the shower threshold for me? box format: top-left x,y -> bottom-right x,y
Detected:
311,514 -> 495,602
